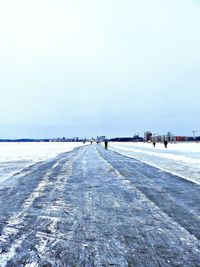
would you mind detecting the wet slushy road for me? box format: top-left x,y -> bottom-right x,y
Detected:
0,145 -> 200,266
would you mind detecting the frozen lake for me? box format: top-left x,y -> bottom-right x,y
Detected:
109,142 -> 200,184
0,144 -> 200,266
0,142 -> 85,184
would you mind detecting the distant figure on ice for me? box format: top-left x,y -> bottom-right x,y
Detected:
164,140 -> 168,148
153,141 -> 156,147
104,140 -> 108,150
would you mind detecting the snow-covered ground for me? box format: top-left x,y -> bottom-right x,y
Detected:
0,142 -> 85,184
109,142 -> 200,184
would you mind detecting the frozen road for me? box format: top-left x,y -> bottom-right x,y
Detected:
0,145 -> 200,266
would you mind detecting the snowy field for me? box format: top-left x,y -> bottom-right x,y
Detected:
109,142 -> 200,184
0,142 -> 85,184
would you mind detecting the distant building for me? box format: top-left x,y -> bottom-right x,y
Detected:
175,136 -> 187,142
165,132 -> 176,142
97,136 -> 106,142
153,135 -> 162,142
152,133 -> 176,142
144,131 -> 152,142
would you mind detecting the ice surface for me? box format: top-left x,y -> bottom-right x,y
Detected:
0,142 -> 85,184
0,145 -> 200,266
109,142 -> 200,184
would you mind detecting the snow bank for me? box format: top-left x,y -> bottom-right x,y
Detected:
109,142 -> 200,184
0,142 -> 85,184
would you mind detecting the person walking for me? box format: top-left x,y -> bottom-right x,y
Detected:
164,140 -> 168,148
153,141 -> 156,147
104,140 -> 108,150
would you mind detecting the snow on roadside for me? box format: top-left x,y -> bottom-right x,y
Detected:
0,142 -> 85,184
109,142 -> 200,185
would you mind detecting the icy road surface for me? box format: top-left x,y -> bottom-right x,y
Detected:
0,145 -> 200,266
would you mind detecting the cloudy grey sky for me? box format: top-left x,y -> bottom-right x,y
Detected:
0,0 -> 200,138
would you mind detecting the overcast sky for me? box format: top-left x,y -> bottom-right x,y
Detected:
0,0 -> 200,138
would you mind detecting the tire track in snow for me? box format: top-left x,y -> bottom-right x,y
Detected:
0,157 -> 69,267
97,146 -> 200,240
96,146 -> 200,265
31,160 -> 73,266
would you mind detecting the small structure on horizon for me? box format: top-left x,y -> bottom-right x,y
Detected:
144,131 -> 152,142
97,136 -> 106,142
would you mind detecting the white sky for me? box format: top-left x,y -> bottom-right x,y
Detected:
0,0 -> 200,138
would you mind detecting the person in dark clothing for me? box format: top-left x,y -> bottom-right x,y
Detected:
153,141 -> 156,147
104,140 -> 108,149
164,140 -> 168,148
